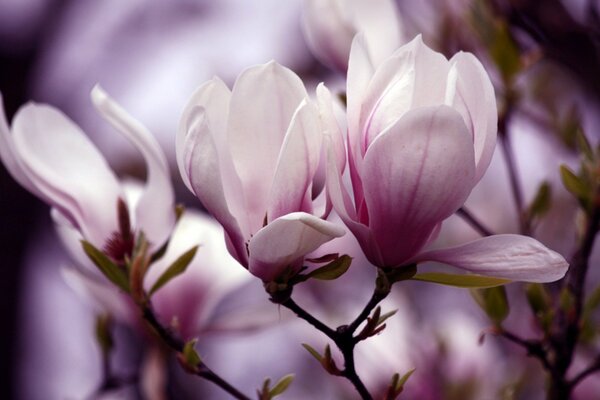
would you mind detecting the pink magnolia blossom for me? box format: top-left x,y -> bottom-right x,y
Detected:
177,61 -> 345,282
326,35 -> 568,282
63,210 -> 255,340
0,85 -> 175,258
301,0 -> 404,71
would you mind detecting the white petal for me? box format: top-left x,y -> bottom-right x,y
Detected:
447,52 -> 497,181
227,61 -> 308,235
177,77 -> 231,191
91,85 -> 175,250
0,92 -> 41,196
185,110 -> 247,265
248,212 -> 345,281
12,102 -> 120,247
361,35 -> 450,149
267,100 -> 321,222
414,234 -> 569,283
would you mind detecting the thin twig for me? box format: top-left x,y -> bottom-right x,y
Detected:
569,355 -> 600,388
279,297 -> 374,400
456,207 -> 495,237
499,330 -> 552,371
498,92 -> 531,235
142,304 -> 250,400
279,297 -> 337,340
499,126 -> 530,235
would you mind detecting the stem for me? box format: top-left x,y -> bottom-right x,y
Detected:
570,355 -> 600,388
279,297 -> 375,400
456,207 -> 494,237
141,304 -> 250,400
499,330 -> 551,371
346,287 -> 389,333
499,122 -> 530,235
548,201 -> 600,398
280,298 -> 337,340
272,269 -> 398,400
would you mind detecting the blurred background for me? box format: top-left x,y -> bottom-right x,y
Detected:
1,0 -> 599,399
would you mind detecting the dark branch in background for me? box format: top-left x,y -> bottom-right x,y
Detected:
141,304 -> 251,400
498,329 -> 551,371
548,196 -> 600,399
497,196 -> 600,399
456,207 -> 494,237
497,92 -> 531,235
492,0 -> 600,101
570,354 -> 600,388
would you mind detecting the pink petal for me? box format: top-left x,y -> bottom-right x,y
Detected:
301,0 -> 355,71
177,78 -> 248,238
351,0 -> 403,67
361,35 -> 449,149
227,61 -> 308,235
91,86 -> 175,250
267,100 -> 321,222
413,234 -> 569,283
12,102 -> 121,247
346,33 -> 375,206
0,92 -> 40,196
185,109 -> 247,265
362,105 -> 475,267
317,83 -> 346,173
325,135 -> 383,265
446,52 -> 497,182
248,212 -> 345,281
176,77 -> 231,192
314,83 -> 346,218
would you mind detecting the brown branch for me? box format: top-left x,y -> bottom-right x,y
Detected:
141,303 -> 250,400
456,207 -> 495,237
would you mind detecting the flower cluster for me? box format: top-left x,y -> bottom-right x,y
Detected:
0,0 -> 576,397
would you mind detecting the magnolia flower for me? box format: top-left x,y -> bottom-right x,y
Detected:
327,35 -> 568,282
177,61 -> 345,281
302,0 -> 403,71
63,210 -> 254,340
0,85 -> 175,260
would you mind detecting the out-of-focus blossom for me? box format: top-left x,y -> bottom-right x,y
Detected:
177,61 -> 345,281
355,295 -> 505,399
0,86 -> 175,258
301,0 -> 403,71
326,35 -> 568,282
64,210 -> 254,340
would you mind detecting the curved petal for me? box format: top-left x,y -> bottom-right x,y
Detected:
267,99 -> 321,222
350,0 -> 403,67
12,102 -> 120,247
413,234 -> 569,283
317,83 -> 346,173
0,93 -> 41,196
362,105 -> 475,267
91,86 -> 175,250
346,33 -> 375,206
314,83 -> 346,218
248,212 -> 345,281
177,77 -> 231,191
325,135 -> 382,265
185,109 -> 247,265
302,0 -> 355,71
361,35 -> 450,149
228,61 -> 308,235
446,52 -> 497,181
